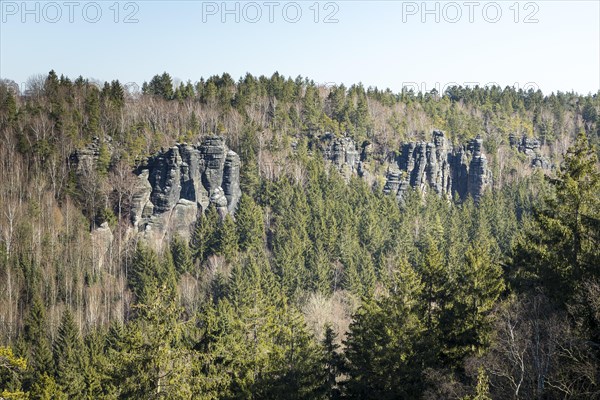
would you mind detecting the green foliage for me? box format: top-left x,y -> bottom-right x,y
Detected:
0,346 -> 28,399
171,235 -> 193,275
143,72 -> 174,100
514,130 -> 600,302
24,296 -> 54,376
216,214 -> 239,262
53,309 -> 85,397
191,205 -> 219,264
129,243 -> 176,303
2,71 -> 600,399
235,194 -> 264,253
343,293 -> 426,399
320,325 -> 343,400
107,289 -> 194,399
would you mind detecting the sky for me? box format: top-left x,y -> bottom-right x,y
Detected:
1,0 -> 599,95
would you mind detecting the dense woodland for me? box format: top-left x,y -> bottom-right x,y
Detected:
0,71 -> 599,399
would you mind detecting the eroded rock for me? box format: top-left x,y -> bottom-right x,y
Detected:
131,136 -> 241,247
386,130 -> 492,202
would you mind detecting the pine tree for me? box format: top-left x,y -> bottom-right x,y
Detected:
216,214 -> 238,262
129,243 -> 176,303
343,293 -> 426,399
441,237 -> 505,364
472,368 -> 492,400
191,204 -> 219,264
53,309 -> 85,397
418,234 -> 447,332
514,130 -> 600,302
320,325 -> 343,400
109,288 -> 193,399
235,194 -> 264,253
23,296 -> 54,376
170,235 -> 193,275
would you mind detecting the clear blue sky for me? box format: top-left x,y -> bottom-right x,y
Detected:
1,0 -> 599,94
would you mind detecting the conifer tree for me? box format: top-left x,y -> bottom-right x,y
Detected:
515,130 -> 600,302
191,204 -> 219,264
171,235 -> 193,275
53,309 -> 85,397
235,194 -> 264,253
24,296 -> 53,376
216,214 -> 238,262
320,325 -> 343,400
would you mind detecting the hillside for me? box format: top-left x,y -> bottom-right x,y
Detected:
0,71 -> 599,399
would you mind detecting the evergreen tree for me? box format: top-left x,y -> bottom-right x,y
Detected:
514,130 -> 600,302
440,237 -> 505,364
53,309 -> 85,397
216,214 -> 238,262
109,289 -> 194,399
320,325 -> 343,400
191,204 -> 219,264
343,294 -> 426,399
418,234 -> 447,332
23,296 -> 54,376
235,194 -> 264,253
171,235 -> 193,275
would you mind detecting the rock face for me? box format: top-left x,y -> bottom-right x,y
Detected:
384,130 -> 492,202
70,136 -> 113,173
131,136 -> 241,246
321,133 -> 360,177
510,134 -> 550,169
91,222 -> 113,271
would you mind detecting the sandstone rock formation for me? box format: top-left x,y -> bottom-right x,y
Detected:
321,133 -> 360,177
509,134 -> 550,169
131,136 -> 241,247
384,130 -> 492,202
70,136 -> 113,173
91,222 -> 113,272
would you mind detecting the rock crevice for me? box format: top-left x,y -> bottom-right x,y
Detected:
131,136 -> 241,246
384,130 -> 492,202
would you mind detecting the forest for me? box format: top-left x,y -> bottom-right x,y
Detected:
0,70 -> 599,399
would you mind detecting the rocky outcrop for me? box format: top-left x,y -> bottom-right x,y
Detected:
70,136 -> 113,173
131,136 -> 241,247
384,131 -> 492,202
510,134 -> 550,169
321,133 -> 360,177
91,222 -> 113,271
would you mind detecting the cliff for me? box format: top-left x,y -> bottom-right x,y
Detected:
384,130 -> 492,202
130,136 -> 241,247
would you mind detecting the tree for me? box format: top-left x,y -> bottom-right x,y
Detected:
53,309 -> 85,397
0,346 -> 28,399
129,243 -> 176,303
235,194 -> 264,253
144,72 -> 174,100
216,214 -> 238,262
108,288 -> 194,399
343,260 -> 426,399
171,235 -> 193,275
472,368 -> 492,400
23,296 -> 54,376
440,237 -> 505,364
418,234 -> 447,332
514,130 -> 600,303
320,325 -> 343,400
191,204 -> 219,264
